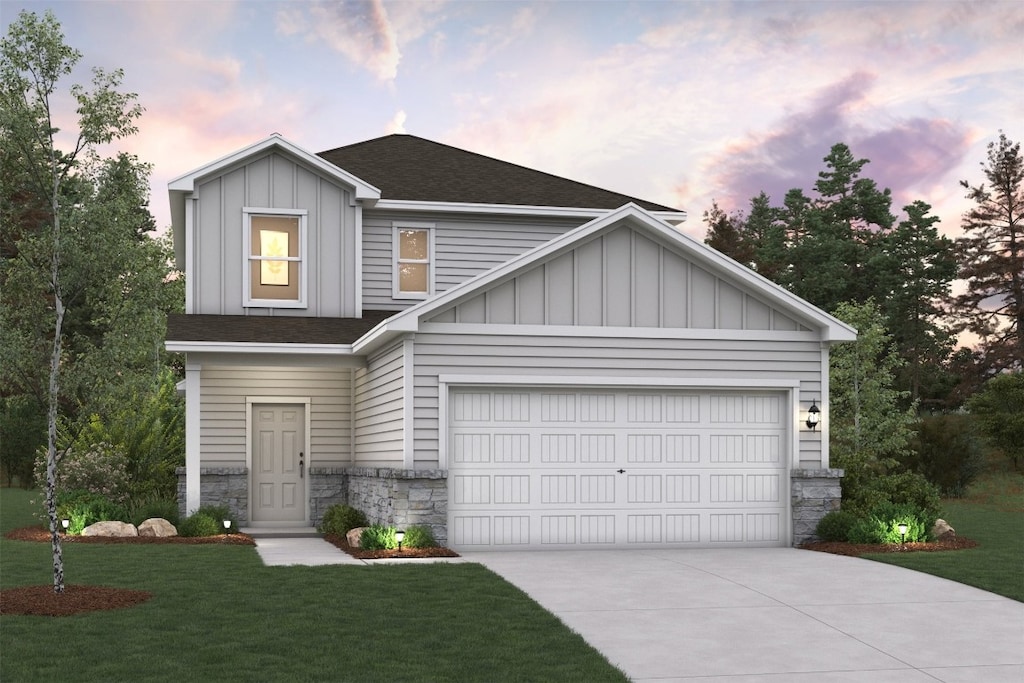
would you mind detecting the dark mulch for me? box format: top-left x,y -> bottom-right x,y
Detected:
323,533 -> 460,559
1,584 -> 152,617
801,536 -> 978,556
4,526 -> 256,545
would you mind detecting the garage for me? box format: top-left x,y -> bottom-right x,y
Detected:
447,386 -> 790,549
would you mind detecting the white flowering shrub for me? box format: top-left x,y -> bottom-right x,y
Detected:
33,442 -> 131,506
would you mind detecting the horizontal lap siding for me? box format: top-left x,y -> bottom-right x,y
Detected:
200,366 -> 353,467
361,212 -> 580,310
412,334 -> 824,469
353,342 -> 405,465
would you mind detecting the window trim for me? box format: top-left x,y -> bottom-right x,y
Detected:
243,207 -> 308,309
392,222 -> 435,300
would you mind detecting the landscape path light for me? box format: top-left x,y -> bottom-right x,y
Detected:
898,522 -> 908,548
223,519 -> 232,534
395,529 -> 405,553
61,519 -> 69,534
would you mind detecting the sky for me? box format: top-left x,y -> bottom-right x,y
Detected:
2,0 -> 1021,243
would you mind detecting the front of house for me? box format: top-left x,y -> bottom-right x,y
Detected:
166,134 -> 854,550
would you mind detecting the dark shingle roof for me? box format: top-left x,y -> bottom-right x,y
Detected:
166,311 -> 393,345
317,135 -> 680,213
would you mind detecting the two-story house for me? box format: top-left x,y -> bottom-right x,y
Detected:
166,133 -> 854,550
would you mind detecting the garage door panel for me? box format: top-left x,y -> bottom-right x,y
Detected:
449,387 -> 789,549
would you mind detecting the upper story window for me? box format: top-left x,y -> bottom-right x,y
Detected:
393,222 -> 434,299
244,208 -> 307,308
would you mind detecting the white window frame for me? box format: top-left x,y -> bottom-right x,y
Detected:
243,207 -> 308,309
392,221 -> 435,300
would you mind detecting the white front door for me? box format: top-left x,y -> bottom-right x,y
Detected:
251,404 -> 306,523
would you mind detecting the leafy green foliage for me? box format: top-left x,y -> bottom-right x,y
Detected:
829,301 -> 920,507
0,395 -> 46,486
179,505 -> 236,537
905,414 -> 986,496
32,442 -> 131,505
402,524 -> 438,548
847,503 -> 930,544
845,471 -> 943,523
968,371 -> 1024,469
359,524 -> 398,550
814,510 -> 858,542
317,504 -> 368,535
55,490 -> 129,534
128,495 -> 180,528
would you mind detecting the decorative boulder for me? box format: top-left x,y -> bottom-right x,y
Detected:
931,519 -> 956,541
82,521 -> 138,537
138,518 -> 178,537
346,527 -> 366,548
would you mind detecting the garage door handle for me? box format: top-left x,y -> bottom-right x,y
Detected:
617,469 -> 626,474
300,453 -> 304,479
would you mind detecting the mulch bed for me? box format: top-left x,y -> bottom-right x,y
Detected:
323,533 -> 460,560
3,526 -> 256,545
800,536 -> 978,556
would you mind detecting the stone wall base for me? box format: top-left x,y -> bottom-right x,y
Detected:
791,468 -> 844,545
176,466 -> 447,543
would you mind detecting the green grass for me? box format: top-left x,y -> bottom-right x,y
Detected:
862,467 -> 1024,602
1,489 -> 627,682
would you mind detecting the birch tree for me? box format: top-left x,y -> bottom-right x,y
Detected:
1,10 -> 143,592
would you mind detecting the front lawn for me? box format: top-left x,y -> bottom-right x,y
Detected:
0,489 -> 627,682
862,468 -> 1024,602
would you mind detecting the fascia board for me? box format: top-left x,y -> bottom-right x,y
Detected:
165,340 -> 358,355
372,198 -> 687,224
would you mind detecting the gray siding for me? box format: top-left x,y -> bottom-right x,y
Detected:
191,151 -> 358,317
361,211 -> 583,310
428,226 -> 811,331
410,334 -> 825,469
353,341 -> 406,466
199,365 -> 353,468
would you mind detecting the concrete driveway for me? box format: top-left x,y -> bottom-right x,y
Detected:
462,548 -> 1024,682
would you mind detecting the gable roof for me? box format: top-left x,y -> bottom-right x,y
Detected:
357,204 -> 857,350
318,134 -> 681,215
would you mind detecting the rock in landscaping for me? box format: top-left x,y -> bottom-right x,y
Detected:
931,519 -> 956,541
82,521 -> 139,537
346,527 -> 366,547
138,518 -> 178,537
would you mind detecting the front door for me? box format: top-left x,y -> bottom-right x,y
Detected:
251,404 -> 306,523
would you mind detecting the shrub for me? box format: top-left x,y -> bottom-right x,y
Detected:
815,510 -> 858,542
33,442 -> 131,505
318,504 -> 368,535
359,524 -> 397,550
401,525 -> 437,548
56,490 -> 129,534
906,414 -> 985,497
843,470 -> 942,522
128,495 -> 180,527
847,503 -> 930,544
968,371 -> 1024,470
179,505 -> 237,537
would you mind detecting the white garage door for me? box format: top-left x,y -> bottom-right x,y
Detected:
447,387 -> 789,549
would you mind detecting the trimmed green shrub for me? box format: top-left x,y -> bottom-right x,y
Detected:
815,510 -> 858,542
847,503 -> 931,544
906,414 -> 985,497
844,470 -> 942,522
359,524 -> 397,550
401,525 -> 437,548
318,504 -> 368,535
179,505 -> 237,537
128,495 -> 180,527
56,489 -> 129,535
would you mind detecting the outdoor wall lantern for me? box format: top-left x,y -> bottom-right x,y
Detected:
806,401 -> 821,431
898,523 -> 908,547
395,529 -> 405,553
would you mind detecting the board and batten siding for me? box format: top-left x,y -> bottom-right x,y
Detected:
410,334 -> 825,469
427,226 -> 811,332
191,151 -> 358,317
353,341 -> 407,466
199,366 -> 353,468
361,211 -> 582,310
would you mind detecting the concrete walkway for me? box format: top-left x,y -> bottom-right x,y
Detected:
462,548 -> 1024,683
